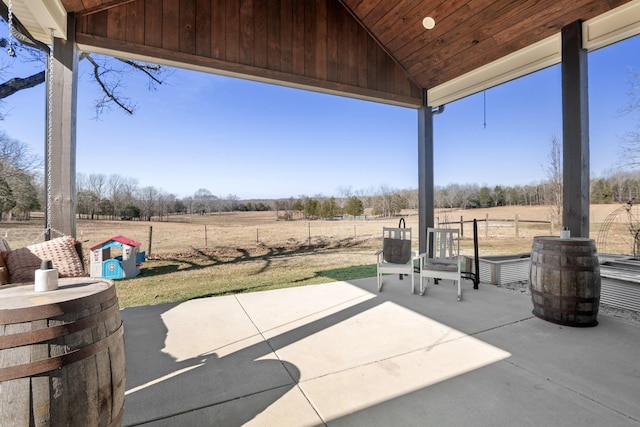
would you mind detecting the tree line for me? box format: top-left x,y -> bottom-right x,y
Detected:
3,132 -> 640,223
71,169 -> 640,221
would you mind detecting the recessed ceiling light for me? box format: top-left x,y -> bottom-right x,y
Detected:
422,17 -> 435,30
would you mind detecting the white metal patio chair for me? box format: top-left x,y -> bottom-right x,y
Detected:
375,226 -> 415,293
418,227 -> 462,300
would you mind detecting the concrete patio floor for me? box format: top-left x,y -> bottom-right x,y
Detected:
120,276 -> 640,426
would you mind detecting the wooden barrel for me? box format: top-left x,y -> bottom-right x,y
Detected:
529,237 -> 601,327
0,278 -> 125,426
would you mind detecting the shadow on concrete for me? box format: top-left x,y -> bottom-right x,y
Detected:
121,294 -> 384,426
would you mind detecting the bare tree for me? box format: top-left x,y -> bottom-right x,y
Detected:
137,186 -> 159,221
617,68 -> 640,168
106,174 -> 124,219
0,15 -> 170,117
544,135 -> 562,226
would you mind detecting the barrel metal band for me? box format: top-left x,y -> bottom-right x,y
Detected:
0,322 -> 124,382
532,301 -> 599,315
0,301 -> 120,350
532,248 -> 597,257
530,287 -> 600,305
530,261 -> 599,272
532,309 -> 599,327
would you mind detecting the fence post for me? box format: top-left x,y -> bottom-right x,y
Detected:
147,226 -> 153,257
550,219 -> 554,235
256,226 -> 259,245
460,215 -> 464,238
204,225 -> 208,249
515,214 -> 519,238
485,214 -> 489,238
308,222 -> 311,246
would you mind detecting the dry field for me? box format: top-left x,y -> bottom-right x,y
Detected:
2,204 -> 636,307
2,204 -> 634,257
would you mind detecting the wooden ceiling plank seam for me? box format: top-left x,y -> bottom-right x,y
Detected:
143,0 -> 162,48
366,36 -> 378,91
106,4 -> 125,41
211,0 -> 225,59
278,0 -> 293,73
83,9 -> 107,37
291,0 -> 305,76
253,0 -> 268,69
325,0 -> 339,82
346,4 -> 359,87
335,3 -> 349,84
179,0 -> 196,55
303,1 -> 317,78
487,1 -> 570,46
364,0 -> 426,41
358,0 -> 396,28
194,0 -> 212,57
315,0 -> 328,81
266,0 -> 281,70
356,21 -> 367,88
348,0 -> 384,20
75,33 -> 423,106
224,0 -> 240,63
161,0 -> 179,51
125,0 -> 143,45
78,11 -> 87,33
239,0 -> 255,65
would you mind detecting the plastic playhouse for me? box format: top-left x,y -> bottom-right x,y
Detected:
89,235 -> 145,279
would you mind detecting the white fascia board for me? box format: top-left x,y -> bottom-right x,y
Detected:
24,0 -> 67,40
427,34 -> 561,107
583,0 -> 640,51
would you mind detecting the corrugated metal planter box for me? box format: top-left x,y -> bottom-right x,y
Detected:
463,253 -> 530,285
599,258 -> 640,312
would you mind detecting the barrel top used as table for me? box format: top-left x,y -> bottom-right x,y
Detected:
0,278 -> 116,323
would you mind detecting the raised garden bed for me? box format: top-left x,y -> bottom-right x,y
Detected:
463,253 -> 530,285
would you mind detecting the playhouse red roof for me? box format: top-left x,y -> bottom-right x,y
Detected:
89,235 -> 142,250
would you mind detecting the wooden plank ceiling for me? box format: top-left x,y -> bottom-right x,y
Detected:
59,0 -> 633,107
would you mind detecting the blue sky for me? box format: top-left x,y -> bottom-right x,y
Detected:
1,32 -> 639,200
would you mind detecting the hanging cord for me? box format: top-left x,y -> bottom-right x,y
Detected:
30,28 -> 64,243
483,90 -> 487,129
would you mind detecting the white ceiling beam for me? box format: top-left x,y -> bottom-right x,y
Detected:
428,35 -> 561,107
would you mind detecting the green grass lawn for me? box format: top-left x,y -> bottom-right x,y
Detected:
115,247 -> 377,308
